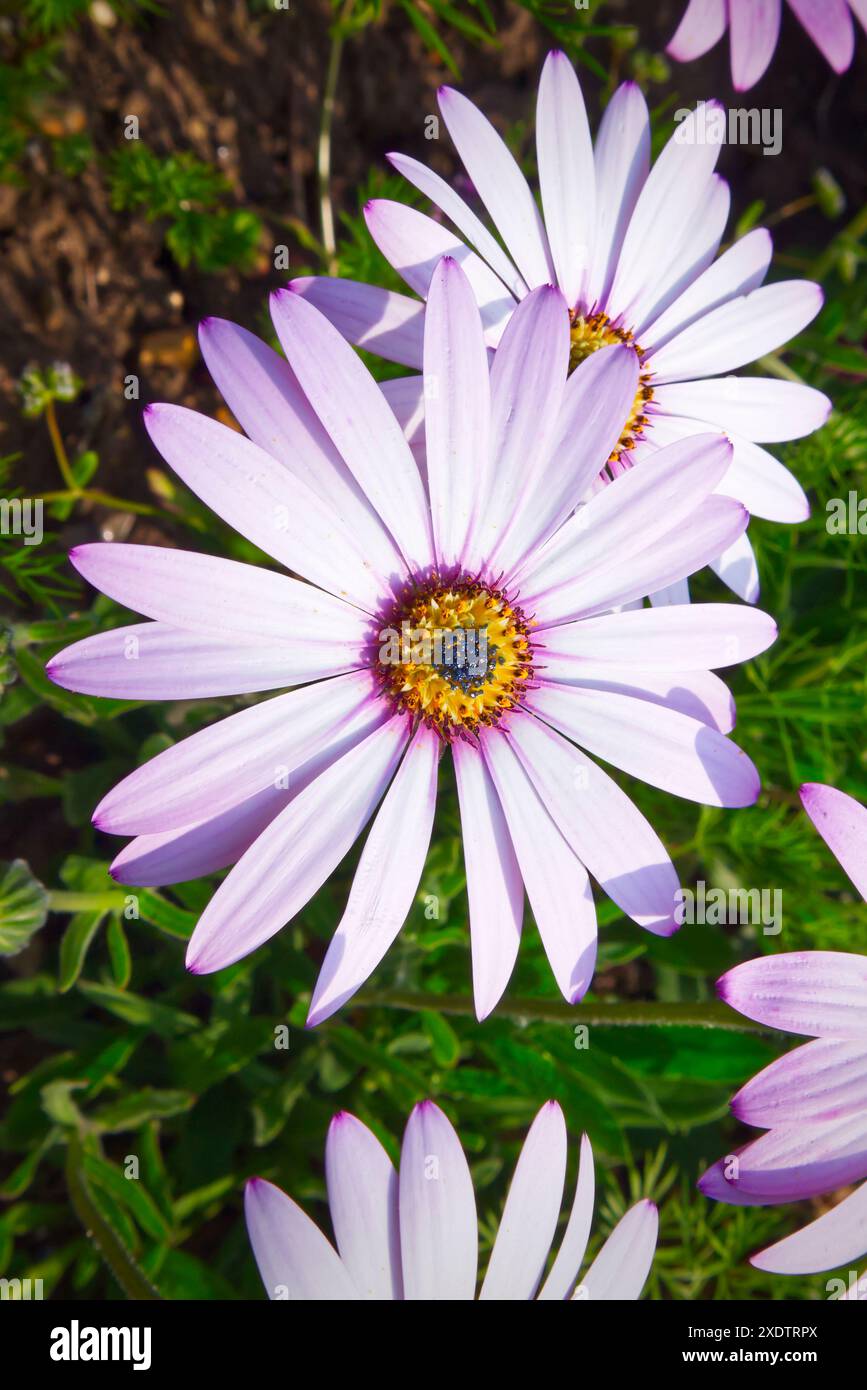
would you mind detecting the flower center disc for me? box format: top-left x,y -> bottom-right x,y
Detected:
376,578 -> 533,738
569,310 -> 654,468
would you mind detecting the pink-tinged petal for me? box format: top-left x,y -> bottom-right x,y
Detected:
364,200 -> 517,344
480,1101 -> 568,1301
473,285 -> 571,572
144,404 -> 389,612
94,671 -> 376,837
641,228 -> 772,353
710,531 -> 760,604
536,604 -> 776,674
438,84 -> 554,290
546,498 -> 747,623
110,700 -> 388,886
652,377 -> 831,444
483,733 -> 597,1005
45,622 -> 353,700
732,1037 -> 867,1126
638,409 -> 811,524
198,317 -> 408,583
244,1178 -> 359,1301
721,432 -> 812,527
787,0 -> 855,72
729,0 -> 782,89
649,578 -> 691,607
587,82 -> 650,311
452,738 -> 523,1021
701,1114 -> 867,1203
111,788 -> 289,887
185,715 -> 409,973
399,1100 -> 478,1300
607,103 -> 725,326
631,174 -> 731,337
497,344 -> 639,576
578,1200 -> 657,1301
801,782 -> 867,900
514,433 -> 735,619
573,669 -> 736,736
270,287 -> 433,574
648,281 -> 824,384
538,1133 -> 595,1300
286,277 -> 424,369
379,376 -> 425,470
528,683 -> 760,808
306,726 -> 440,1027
851,0 -> 867,32
718,951 -> 867,1039
423,257 -> 490,570
386,152 -> 525,299
752,1182 -> 867,1275
325,1112 -> 403,1299
69,543 -> 371,645
536,50 -> 595,309
667,0 -> 728,61
508,714 -> 681,936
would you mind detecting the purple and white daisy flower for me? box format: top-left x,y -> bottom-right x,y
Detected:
668,0 -> 867,92
47,258 -> 775,1023
245,1099 -> 658,1301
699,783 -> 867,1297
292,50 -> 829,604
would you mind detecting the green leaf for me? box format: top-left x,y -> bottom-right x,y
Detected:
76,980 -> 198,1036
91,1088 -> 195,1133
0,858 -> 49,956
106,915 -> 132,988
58,910 -> 105,992
81,1152 -> 174,1244
421,1009 -> 461,1067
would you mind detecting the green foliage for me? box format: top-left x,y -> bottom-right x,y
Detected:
21,0 -> 161,35
107,143 -> 263,272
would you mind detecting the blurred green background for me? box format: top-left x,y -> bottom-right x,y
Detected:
1,0 -> 866,1300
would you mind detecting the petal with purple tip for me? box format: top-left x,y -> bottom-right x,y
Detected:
325,1112 -> 403,1299
800,783 -> 867,901
244,1178 -> 359,1301
479,1101 -> 568,1300
399,1101 -> 478,1300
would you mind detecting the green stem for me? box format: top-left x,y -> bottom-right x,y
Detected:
755,352 -> 807,384
44,399 -> 77,492
49,890 -> 126,913
318,0 -> 354,272
351,991 -> 767,1031
65,1138 -> 161,1301
41,488 -> 160,517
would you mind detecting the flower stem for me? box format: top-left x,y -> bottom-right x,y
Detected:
318,0 -> 354,272
41,487 -> 159,517
48,890 -> 126,913
44,399 -> 77,492
65,1137 -> 161,1301
352,990 -> 765,1031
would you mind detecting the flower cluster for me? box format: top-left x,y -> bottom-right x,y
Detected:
44,45 -> 853,1302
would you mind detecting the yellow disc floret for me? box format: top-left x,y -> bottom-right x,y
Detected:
569,309 -> 654,468
376,576 -> 534,739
